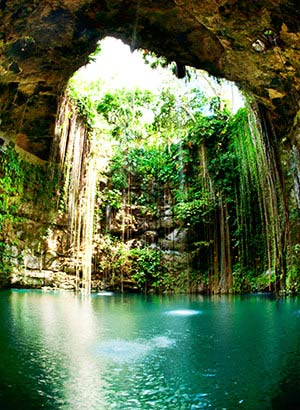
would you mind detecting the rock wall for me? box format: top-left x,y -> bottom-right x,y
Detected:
0,1 -> 299,158
0,99 -> 91,292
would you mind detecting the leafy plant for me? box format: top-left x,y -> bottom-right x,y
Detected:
0,145 -> 58,280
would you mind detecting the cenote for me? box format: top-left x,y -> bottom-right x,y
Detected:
1,290 -> 300,410
1,3 -> 300,409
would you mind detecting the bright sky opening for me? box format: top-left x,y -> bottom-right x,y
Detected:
75,37 -> 244,113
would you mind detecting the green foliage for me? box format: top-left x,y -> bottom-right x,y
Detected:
231,263 -> 275,293
101,188 -> 122,210
88,44 -> 102,63
103,142 -> 183,215
0,244 -> 13,287
0,145 -> 26,228
96,235 -> 168,292
141,50 -> 169,69
96,88 -> 157,143
68,54 -> 294,293
286,244 -> 300,293
67,85 -> 96,129
130,248 -> 164,291
96,91 -> 248,293
108,151 -> 128,190
188,111 -> 228,144
0,145 -> 58,279
174,193 -> 215,226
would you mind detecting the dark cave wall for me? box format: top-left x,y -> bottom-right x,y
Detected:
0,0 -> 299,158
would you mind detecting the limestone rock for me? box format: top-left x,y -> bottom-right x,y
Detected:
23,252 -> 41,270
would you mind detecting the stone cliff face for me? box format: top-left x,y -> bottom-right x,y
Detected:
0,0 -> 299,158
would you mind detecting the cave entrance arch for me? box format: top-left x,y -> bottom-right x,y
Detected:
0,0 -> 299,159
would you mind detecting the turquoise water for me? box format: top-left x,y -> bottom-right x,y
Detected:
0,290 -> 300,409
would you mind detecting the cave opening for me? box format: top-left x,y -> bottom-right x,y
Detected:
43,33 -> 294,296
0,0 -> 299,296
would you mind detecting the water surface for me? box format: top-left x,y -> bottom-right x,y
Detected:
0,290 -> 300,409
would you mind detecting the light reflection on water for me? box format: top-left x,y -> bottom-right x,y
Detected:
93,335 -> 176,363
0,290 -> 300,409
165,309 -> 202,316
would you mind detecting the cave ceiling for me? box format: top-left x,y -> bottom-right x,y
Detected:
0,0 -> 299,158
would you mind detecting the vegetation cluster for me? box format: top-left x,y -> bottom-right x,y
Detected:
67,64 -> 300,294
0,144 -> 57,286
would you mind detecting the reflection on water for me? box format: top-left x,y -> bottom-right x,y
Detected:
165,309 -> 202,316
97,291 -> 114,296
94,340 -> 151,363
93,335 -> 176,363
0,290 -> 300,409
